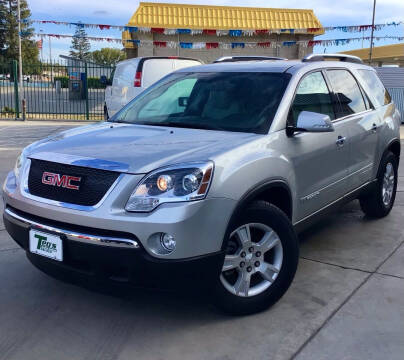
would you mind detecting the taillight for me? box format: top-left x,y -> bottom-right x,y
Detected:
134,71 -> 142,87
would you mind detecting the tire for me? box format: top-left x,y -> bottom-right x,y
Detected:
360,151 -> 398,218
213,201 -> 299,315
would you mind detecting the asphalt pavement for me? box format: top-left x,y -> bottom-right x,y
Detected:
0,121 -> 403,360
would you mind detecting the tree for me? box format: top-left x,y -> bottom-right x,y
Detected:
0,0 -> 39,65
90,48 -> 126,66
69,25 -> 91,60
0,1 -> 7,63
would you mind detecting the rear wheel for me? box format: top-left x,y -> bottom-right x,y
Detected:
213,201 -> 299,315
360,151 -> 398,218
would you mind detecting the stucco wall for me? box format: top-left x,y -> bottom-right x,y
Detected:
127,33 -> 314,63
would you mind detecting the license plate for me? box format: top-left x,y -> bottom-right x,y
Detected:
29,229 -> 63,261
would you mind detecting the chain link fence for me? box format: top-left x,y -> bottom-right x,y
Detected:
0,59 -> 114,121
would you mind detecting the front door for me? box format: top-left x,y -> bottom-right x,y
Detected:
285,71 -> 351,221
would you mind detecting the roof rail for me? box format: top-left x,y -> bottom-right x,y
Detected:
302,54 -> 363,64
213,56 -> 287,63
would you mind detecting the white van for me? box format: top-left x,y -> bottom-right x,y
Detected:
104,56 -> 202,119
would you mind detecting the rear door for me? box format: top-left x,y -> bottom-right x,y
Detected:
141,59 -> 175,88
286,71 -> 351,219
325,69 -> 380,190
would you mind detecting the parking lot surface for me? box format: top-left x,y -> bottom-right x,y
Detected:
0,121 -> 403,360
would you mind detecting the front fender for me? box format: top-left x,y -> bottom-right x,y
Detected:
207,134 -> 297,219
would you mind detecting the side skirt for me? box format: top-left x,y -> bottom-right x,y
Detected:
293,180 -> 377,234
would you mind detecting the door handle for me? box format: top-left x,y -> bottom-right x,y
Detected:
336,136 -> 346,147
372,123 -> 378,133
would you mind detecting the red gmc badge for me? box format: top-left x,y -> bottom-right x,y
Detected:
41,172 -> 81,190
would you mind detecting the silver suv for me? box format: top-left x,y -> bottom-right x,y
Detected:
3,54 -> 401,315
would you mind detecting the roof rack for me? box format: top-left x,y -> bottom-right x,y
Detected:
302,54 -> 363,64
213,56 -> 287,63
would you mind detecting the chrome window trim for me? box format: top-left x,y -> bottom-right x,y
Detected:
331,108 -> 374,124
4,207 -> 139,248
20,159 -> 124,212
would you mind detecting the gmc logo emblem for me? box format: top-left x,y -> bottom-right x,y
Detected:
42,172 -> 81,190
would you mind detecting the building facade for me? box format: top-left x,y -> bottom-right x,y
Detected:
122,2 -> 323,63
341,43 -> 404,67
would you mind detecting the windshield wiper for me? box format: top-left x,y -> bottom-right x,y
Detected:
148,121 -> 225,131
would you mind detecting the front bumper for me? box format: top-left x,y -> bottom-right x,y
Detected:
3,170 -> 236,259
3,206 -> 225,289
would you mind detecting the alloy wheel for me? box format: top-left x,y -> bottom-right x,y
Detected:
220,223 -> 283,298
382,162 -> 395,206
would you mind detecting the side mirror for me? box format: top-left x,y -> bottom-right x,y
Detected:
178,97 -> 189,107
294,111 -> 334,133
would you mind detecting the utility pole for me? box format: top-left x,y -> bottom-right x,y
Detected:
369,0 -> 376,64
39,30 -> 44,62
17,0 -> 25,120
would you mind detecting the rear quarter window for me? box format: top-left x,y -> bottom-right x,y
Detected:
357,69 -> 391,107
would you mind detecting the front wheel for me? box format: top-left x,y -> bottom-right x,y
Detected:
213,201 -> 299,315
360,151 -> 398,218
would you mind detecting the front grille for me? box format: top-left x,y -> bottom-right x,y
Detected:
28,159 -> 120,206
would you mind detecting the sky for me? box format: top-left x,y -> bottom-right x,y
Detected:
28,0 -> 404,61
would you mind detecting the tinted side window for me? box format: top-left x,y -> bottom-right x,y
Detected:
327,70 -> 366,118
290,71 -> 335,123
357,69 -> 391,107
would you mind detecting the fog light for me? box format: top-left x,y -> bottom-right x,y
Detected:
160,233 -> 176,252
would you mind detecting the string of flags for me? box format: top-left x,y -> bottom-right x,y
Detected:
33,33 -> 404,49
26,19 -> 404,36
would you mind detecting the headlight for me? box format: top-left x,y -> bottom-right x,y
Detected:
13,150 -> 27,179
125,161 -> 214,212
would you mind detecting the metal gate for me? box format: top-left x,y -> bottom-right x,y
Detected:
388,88 -> 404,122
0,60 -> 113,121
0,61 -> 20,118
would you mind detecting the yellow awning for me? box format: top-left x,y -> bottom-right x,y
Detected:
340,43 -> 404,63
127,2 -> 323,32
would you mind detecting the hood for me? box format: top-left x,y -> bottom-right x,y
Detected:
26,122 -> 258,174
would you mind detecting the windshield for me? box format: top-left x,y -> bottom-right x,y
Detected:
113,72 -> 291,134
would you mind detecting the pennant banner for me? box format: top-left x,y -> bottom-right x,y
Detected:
27,19 -> 404,36
35,33 -> 404,49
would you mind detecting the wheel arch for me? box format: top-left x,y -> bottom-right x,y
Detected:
388,139 -> 401,160
377,138 -> 401,178
221,180 -> 293,251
